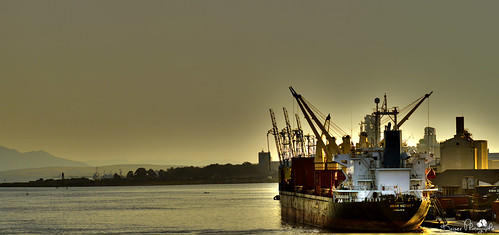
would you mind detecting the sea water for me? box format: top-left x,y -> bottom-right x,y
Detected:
0,183 -> 447,234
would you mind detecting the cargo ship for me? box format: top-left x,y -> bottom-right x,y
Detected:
270,87 -> 436,232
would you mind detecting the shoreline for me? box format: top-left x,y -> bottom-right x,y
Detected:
0,178 -> 278,187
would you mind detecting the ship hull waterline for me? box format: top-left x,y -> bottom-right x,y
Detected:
280,191 -> 431,232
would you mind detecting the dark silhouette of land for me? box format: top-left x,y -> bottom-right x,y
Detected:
0,162 -> 278,187
0,145 -> 89,171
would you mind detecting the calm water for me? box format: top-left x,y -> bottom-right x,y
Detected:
0,183 -> 445,234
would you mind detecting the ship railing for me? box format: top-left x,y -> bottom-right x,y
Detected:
351,186 -> 369,190
356,177 -> 374,181
379,185 -> 400,192
333,191 -> 365,203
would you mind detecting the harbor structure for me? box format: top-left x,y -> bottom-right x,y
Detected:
439,117 -> 488,173
416,127 -> 440,166
258,151 -> 271,171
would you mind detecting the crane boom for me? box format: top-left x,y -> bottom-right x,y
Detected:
397,91 -> 433,128
289,87 -> 336,144
295,113 -> 302,130
283,107 -> 295,158
289,87 -> 336,161
269,109 -> 283,165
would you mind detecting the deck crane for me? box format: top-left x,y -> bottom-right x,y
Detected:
283,107 -> 295,159
396,91 -> 433,129
373,92 -> 433,146
269,109 -> 283,165
289,87 -> 340,170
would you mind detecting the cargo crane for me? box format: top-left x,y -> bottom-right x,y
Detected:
294,114 -> 306,158
282,108 -> 295,159
295,112 -> 317,158
304,134 -> 316,157
269,109 -> 283,165
396,91 -> 433,129
374,92 -> 433,146
289,86 -> 340,170
295,113 -> 302,132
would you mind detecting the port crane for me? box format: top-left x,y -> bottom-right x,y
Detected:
269,109 -> 283,165
282,108 -> 295,160
269,107 -> 313,164
294,114 -> 306,158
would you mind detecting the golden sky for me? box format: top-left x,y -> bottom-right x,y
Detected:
1,1 -> 499,165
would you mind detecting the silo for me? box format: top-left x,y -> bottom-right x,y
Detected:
474,140 -> 488,169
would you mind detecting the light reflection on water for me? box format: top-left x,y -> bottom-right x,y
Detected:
0,183 -> 446,234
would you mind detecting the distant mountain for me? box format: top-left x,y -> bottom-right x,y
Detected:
0,146 -> 89,171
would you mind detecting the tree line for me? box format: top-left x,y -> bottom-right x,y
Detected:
0,162 -> 276,187
116,162 -> 274,183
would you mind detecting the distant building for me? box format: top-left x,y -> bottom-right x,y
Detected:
258,151 -> 271,171
439,117 -> 488,173
475,140 -> 488,169
488,153 -> 499,169
416,127 -> 440,165
258,151 -> 280,172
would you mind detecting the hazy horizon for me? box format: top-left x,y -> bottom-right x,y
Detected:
2,1 -> 499,165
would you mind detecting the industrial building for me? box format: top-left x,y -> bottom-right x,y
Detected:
432,169 -> 499,195
258,151 -> 280,173
439,117 -> 488,173
488,153 -> 499,169
416,126 -> 440,166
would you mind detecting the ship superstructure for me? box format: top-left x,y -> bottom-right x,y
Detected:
272,87 -> 435,232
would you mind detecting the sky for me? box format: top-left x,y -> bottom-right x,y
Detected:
1,1 -> 499,166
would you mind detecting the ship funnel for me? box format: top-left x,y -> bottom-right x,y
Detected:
383,130 -> 402,168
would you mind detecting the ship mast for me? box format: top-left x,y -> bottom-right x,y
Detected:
373,95 -> 399,146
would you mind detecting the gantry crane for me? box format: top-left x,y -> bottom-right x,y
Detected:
269,109 -> 283,165
283,107 -> 295,159
294,114 -> 306,157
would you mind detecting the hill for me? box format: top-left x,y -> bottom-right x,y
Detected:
0,146 -> 89,171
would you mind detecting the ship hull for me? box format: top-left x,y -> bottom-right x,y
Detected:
280,191 -> 430,232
